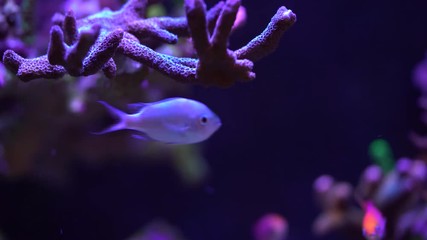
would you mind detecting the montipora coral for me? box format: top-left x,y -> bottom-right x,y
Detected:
2,0 -> 296,87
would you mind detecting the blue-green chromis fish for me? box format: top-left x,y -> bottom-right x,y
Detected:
95,97 -> 222,144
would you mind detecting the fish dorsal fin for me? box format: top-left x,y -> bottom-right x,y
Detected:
127,103 -> 150,113
126,97 -> 183,113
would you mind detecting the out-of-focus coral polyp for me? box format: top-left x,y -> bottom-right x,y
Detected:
254,213 -> 288,240
369,139 -> 395,173
313,157 -> 427,239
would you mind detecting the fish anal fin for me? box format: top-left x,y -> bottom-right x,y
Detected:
131,133 -> 149,141
129,129 -> 156,141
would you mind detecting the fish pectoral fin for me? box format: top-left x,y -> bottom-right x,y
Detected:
162,119 -> 190,132
170,124 -> 190,135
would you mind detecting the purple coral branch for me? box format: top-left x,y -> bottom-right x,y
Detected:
185,0 -> 210,56
211,0 -> 239,52
184,0 -> 256,87
63,11 -> 79,45
65,25 -> 100,75
2,0 -> 296,87
118,38 -> 196,82
102,58 -> 117,79
3,51 -> 66,81
48,25 -> 67,65
235,6 -> 297,62
125,1 -> 225,43
82,29 -> 124,76
125,21 -> 179,44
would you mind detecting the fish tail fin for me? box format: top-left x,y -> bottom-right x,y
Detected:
92,101 -> 128,135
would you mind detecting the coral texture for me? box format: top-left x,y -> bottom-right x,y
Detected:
2,0 -> 296,87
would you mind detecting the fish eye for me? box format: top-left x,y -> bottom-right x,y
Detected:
200,116 -> 208,125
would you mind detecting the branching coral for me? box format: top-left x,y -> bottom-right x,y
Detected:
2,0 -> 296,87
